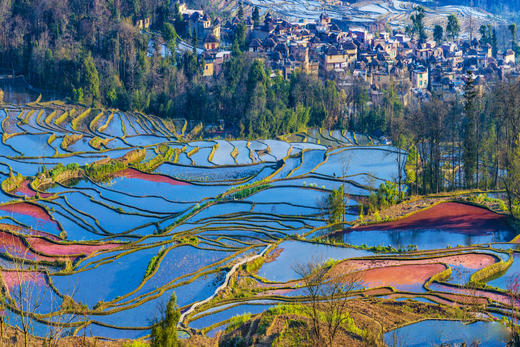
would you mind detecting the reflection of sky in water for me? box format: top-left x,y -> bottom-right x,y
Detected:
259,240 -> 371,282
487,253 -> 520,290
343,228 -> 515,250
384,320 -> 510,347
445,265 -> 474,286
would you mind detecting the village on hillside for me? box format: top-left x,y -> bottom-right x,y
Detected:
171,1 -> 519,105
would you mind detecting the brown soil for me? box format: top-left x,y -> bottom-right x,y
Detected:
431,283 -> 512,305
351,202 -> 510,233
0,322 -> 135,346
434,292 -> 489,305
221,297 -> 477,347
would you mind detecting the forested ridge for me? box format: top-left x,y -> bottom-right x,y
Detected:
0,0 -> 348,138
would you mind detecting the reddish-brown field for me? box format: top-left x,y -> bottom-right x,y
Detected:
0,226 -> 117,260
116,168 -> 190,185
360,263 -> 446,288
0,202 -> 57,226
0,231 -> 55,261
352,202 -> 510,233
432,283 -> 513,305
14,180 -> 52,198
27,238 -> 119,256
0,223 -> 59,240
1,271 -> 45,290
333,253 -> 497,275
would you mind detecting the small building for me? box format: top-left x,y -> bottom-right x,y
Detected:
203,62 -> 214,77
135,18 -> 151,29
204,34 -> 220,51
412,69 -> 428,89
505,49 -> 516,65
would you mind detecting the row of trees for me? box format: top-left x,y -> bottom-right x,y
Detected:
374,74 -> 520,214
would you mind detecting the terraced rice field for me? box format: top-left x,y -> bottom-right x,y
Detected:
0,102 -> 516,343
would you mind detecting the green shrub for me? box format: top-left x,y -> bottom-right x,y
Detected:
226,313 -> 251,332
245,257 -> 264,273
144,247 -> 167,278
1,173 -> 24,192
123,341 -> 149,347
150,293 -> 180,347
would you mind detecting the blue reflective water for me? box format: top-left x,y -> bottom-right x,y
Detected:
384,320 -> 510,347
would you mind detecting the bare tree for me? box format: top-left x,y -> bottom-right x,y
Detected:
293,259 -> 361,347
507,273 -> 520,345
2,247 -> 82,347
8,260 -> 45,346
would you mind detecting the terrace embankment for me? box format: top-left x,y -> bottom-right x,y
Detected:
350,202 -> 511,233
220,298 -> 478,347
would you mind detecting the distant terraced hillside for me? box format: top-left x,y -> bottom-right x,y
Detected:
236,0 -> 505,33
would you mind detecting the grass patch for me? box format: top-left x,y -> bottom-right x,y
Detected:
1,172 -> 24,192
144,246 -> 167,278
226,313 -> 252,332
245,257 -> 265,274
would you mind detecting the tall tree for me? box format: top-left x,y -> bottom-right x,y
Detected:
80,53 -> 100,104
293,260 -> 361,347
237,2 -> 244,20
509,23 -> 518,50
151,292 -> 181,347
433,25 -> 444,44
446,14 -> 460,41
252,6 -> 260,26
410,6 -> 426,42
463,71 -> 478,188
479,24 -> 489,44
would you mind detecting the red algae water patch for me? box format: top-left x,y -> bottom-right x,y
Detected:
14,180 -> 52,198
333,253 -> 497,275
1,271 -> 45,290
432,283 -> 512,305
0,231 -> 55,261
435,293 -> 489,305
115,168 -> 190,185
351,202 -> 510,233
360,263 -> 446,289
0,202 -> 57,226
0,223 -> 60,241
26,238 -> 119,256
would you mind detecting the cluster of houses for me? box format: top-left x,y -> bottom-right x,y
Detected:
177,3 -> 519,102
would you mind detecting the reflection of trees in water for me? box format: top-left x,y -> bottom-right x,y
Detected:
0,77 -> 58,104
